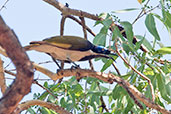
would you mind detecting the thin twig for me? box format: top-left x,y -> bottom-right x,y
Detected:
112,62 -> 121,76
79,17 -> 90,113
114,42 -> 155,102
96,81 -> 109,112
65,15 -> 96,37
58,14 -> 67,83
4,69 -> 17,77
84,79 -> 88,114
60,15 -> 67,36
38,60 -> 53,65
33,80 -> 58,99
79,17 -> 87,39
132,4 -> 160,24
79,16 -> 95,71
100,96 -> 109,112
0,0 -> 9,12
88,60 -> 94,70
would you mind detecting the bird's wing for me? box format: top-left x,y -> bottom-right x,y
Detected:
43,36 -> 94,51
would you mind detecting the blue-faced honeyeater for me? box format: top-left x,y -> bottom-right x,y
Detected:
24,36 -> 117,63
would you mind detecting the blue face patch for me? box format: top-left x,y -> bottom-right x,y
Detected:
93,46 -> 111,54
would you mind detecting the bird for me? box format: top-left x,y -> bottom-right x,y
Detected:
24,36 -> 117,67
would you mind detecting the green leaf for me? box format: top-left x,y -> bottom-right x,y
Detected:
166,81 -> 171,96
162,9 -> 171,28
102,18 -> 112,27
101,59 -> 113,72
124,97 -> 134,114
38,91 -> 49,100
157,74 -> 171,103
136,35 -> 153,52
41,107 -> 52,114
93,26 -> 107,46
112,8 -> 139,13
120,21 -> 135,52
60,97 -> 67,108
27,108 -> 36,114
47,95 -> 56,103
122,43 -> 131,54
43,82 -> 48,88
145,14 -> 160,41
156,96 -> 165,107
152,13 -> 171,37
155,47 -> 171,55
112,26 -> 125,41
120,21 -> 134,43
135,36 -> 144,51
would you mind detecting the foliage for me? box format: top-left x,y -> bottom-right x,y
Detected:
28,0 -> 171,114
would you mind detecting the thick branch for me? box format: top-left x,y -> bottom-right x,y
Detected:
0,57 -> 6,94
0,16 -> 34,114
33,63 -> 170,114
14,100 -> 71,114
43,0 -> 100,20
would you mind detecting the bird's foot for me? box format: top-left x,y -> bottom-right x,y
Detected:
71,64 -> 80,70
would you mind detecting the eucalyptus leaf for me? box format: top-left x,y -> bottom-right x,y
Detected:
135,36 -> 144,51
155,47 -> 171,55
27,108 -> 36,114
102,18 -> 112,27
152,13 -> 171,36
145,14 -> 160,41
41,107 -> 52,114
93,26 -> 107,46
120,21 -> 135,51
101,59 -> 113,72
157,74 -> 171,103
162,9 -> 171,28
135,35 -> 153,52
166,81 -> 171,96
120,21 -> 134,43
112,8 -> 139,13
112,26 -> 125,41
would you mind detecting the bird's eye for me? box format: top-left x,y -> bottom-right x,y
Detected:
102,48 -> 105,51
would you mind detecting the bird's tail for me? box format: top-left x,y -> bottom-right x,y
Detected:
24,41 -> 42,51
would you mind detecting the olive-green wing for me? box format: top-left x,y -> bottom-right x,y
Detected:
43,36 -> 94,51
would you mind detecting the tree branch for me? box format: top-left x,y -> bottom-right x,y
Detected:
114,42 -> 155,102
0,57 -> 6,94
0,15 -> 34,114
64,15 -> 96,37
14,100 -> 71,114
43,0 -> 100,20
33,63 -> 170,114
33,80 -> 58,99
43,0 -> 148,53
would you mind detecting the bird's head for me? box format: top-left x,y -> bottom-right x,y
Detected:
92,46 -> 111,54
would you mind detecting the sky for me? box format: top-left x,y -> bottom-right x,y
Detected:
0,0 -> 170,112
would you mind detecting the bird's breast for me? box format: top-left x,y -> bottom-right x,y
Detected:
28,44 -> 96,62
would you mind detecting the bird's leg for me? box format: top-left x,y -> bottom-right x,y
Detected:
56,61 -> 64,84
66,57 -> 80,69
51,57 -> 62,69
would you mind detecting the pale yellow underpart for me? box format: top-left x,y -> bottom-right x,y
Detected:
28,44 -> 97,62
